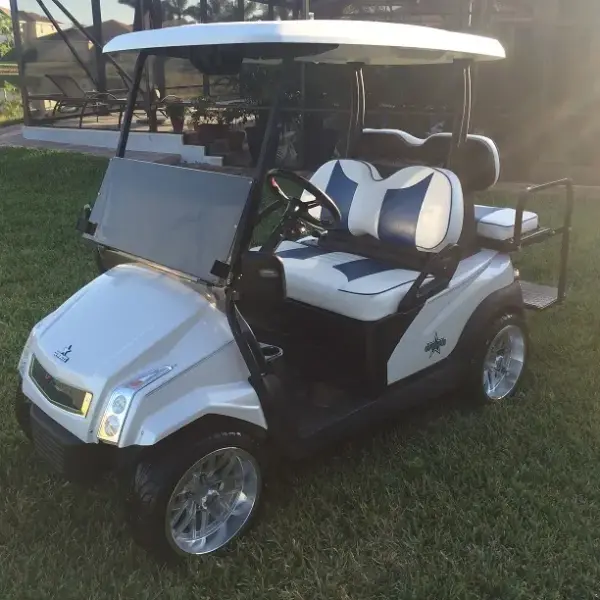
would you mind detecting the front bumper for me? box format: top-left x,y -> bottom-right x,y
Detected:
27,398 -> 109,482
18,390 -> 148,482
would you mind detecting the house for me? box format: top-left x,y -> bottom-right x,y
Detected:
3,18 -> 132,92
0,7 -> 58,44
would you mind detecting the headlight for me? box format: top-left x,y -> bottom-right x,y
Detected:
97,366 -> 173,445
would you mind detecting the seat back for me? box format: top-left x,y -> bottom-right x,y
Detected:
354,129 -> 500,195
308,159 -> 381,230
307,159 -> 464,255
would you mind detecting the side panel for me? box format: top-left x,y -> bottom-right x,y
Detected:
121,342 -> 266,447
387,252 -> 515,384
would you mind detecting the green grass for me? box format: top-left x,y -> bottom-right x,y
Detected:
2,147 -> 600,598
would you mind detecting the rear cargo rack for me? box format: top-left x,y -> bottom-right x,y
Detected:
515,179 -> 574,310
482,179 -> 574,311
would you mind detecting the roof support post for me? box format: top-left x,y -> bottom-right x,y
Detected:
229,60 -> 290,276
344,63 -> 365,158
223,64 -> 293,406
116,52 -> 147,158
447,59 -> 472,170
297,0 -> 311,168
301,0 -> 310,19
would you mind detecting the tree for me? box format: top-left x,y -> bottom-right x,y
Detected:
163,0 -> 191,20
0,12 -> 21,121
184,0 -> 256,22
0,12 -> 14,58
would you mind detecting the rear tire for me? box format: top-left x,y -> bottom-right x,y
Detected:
465,312 -> 529,404
124,430 -> 265,563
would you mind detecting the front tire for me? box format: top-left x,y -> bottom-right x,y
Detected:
125,430 -> 264,562
466,312 -> 529,404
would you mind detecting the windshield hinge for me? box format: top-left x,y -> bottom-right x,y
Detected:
76,204 -> 97,236
211,260 -> 230,279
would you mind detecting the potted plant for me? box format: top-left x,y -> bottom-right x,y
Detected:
223,105 -> 249,153
190,96 -> 228,145
165,99 -> 186,133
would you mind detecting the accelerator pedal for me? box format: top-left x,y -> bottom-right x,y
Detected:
520,281 -> 559,310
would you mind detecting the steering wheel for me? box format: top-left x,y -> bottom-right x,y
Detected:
258,169 -> 342,253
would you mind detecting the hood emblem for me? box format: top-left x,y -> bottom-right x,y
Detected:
54,344 -> 72,363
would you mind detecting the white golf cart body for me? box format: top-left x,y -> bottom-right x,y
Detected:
19,159 -> 267,448
17,20 -> 572,474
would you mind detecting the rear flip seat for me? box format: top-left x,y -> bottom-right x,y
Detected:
474,206 -> 539,241
352,129 -> 542,245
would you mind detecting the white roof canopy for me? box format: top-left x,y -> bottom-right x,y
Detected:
103,20 -> 506,66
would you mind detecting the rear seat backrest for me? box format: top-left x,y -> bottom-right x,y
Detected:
355,129 -> 500,195
307,159 -> 464,254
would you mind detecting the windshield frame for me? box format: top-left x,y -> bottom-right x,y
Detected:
114,51 -> 288,288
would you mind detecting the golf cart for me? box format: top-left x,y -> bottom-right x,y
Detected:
15,20 -> 574,561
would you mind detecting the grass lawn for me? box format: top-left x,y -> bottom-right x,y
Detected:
2,147 -> 600,599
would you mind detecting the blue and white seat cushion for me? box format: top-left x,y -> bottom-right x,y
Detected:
348,165 -> 463,253
305,160 -> 464,253
304,159 -> 380,230
275,239 -> 432,321
474,205 -> 539,241
274,160 -> 465,321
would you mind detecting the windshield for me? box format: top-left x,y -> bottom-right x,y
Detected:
86,158 -> 252,284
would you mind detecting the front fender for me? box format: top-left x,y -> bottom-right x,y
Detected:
119,342 -> 267,447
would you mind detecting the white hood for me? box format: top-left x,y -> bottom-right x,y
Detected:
30,264 -> 233,398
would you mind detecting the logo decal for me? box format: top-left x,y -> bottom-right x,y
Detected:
54,345 -> 72,363
425,333 -> 446,358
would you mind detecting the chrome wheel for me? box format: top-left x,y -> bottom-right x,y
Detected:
166,447 -> 260,555
482,324 -> 526,401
